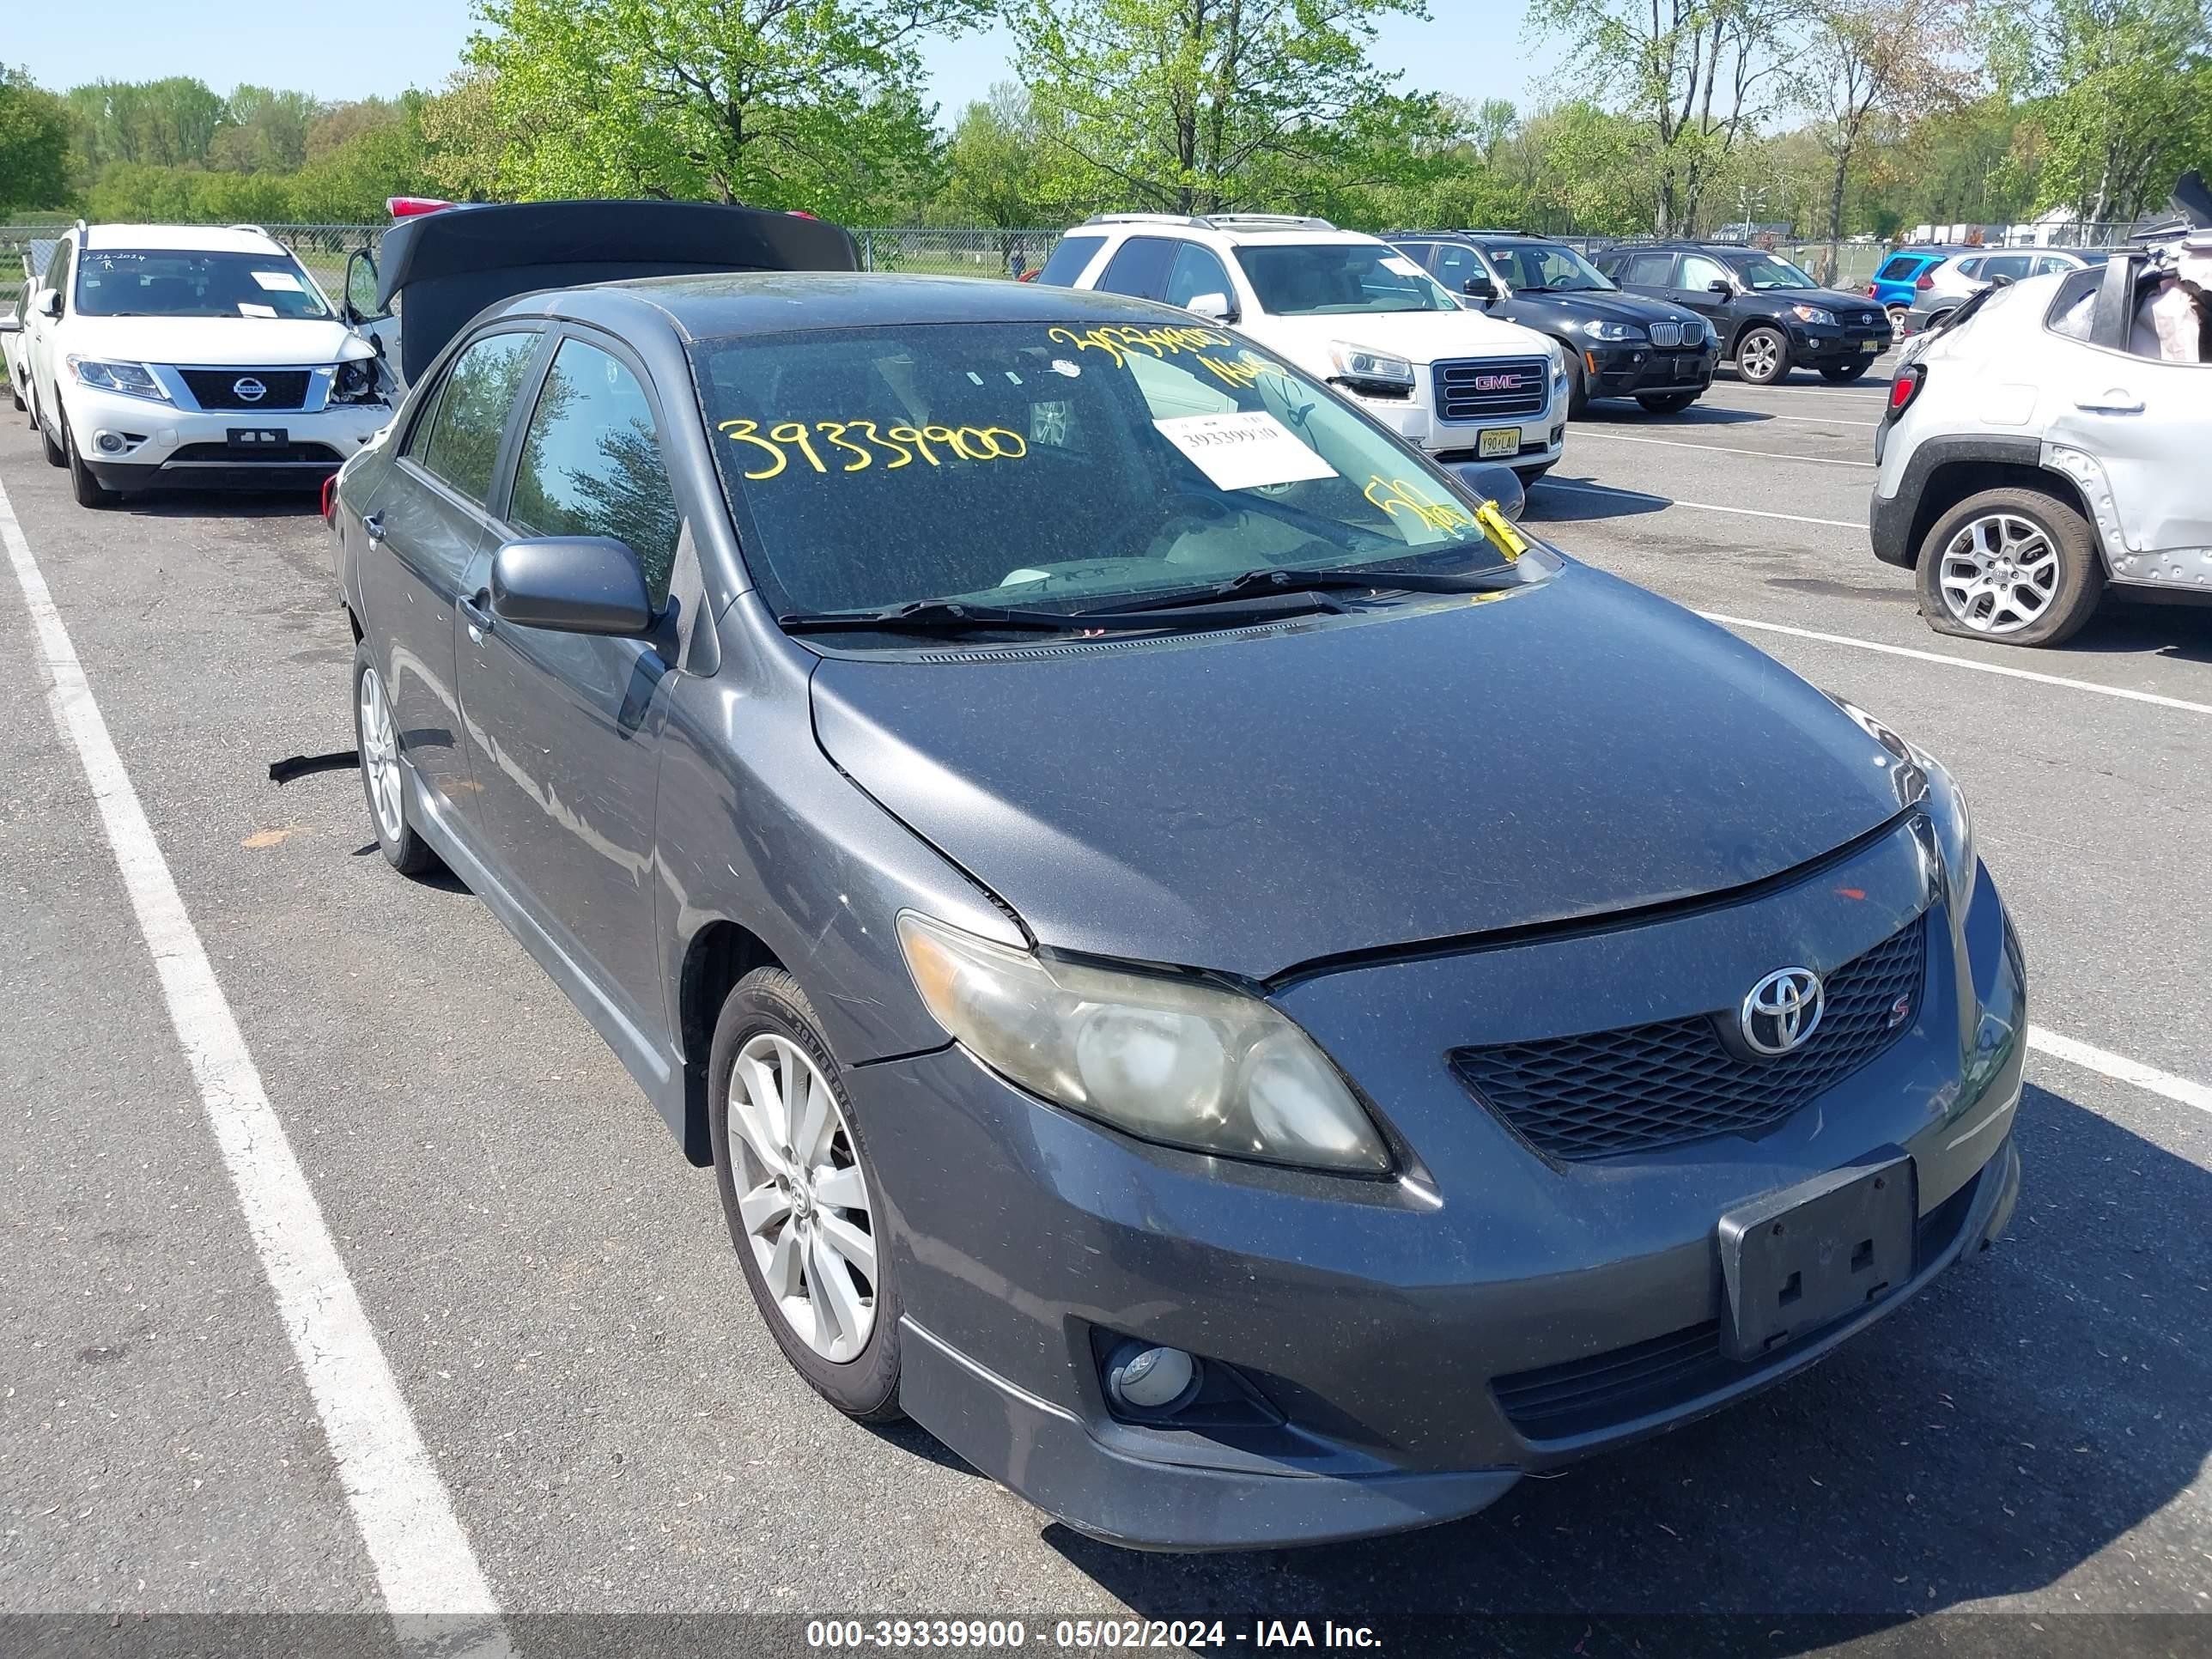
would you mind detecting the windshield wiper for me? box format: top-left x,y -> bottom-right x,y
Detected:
779,600 -> 1103,635
1095,565 -> 1521,616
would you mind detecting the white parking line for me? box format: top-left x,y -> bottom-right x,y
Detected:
1699,612 -> 2212,717
0,478 -> 509,1657
1574,428 -> 1879,468
1535,480 -> 1863,530
2032,1028 -> 2212,1115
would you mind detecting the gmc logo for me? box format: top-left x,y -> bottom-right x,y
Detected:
1472,374 -> 1525,391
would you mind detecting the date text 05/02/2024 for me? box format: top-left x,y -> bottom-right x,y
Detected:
805,1618 -> 1383,1650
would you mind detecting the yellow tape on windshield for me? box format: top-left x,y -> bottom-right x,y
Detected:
1475,499 -> 1528,560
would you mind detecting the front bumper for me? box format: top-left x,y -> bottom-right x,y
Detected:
1790,324 -> 1892,364
1582,341 -> 1717,400
61,384 -> 390,493
854,827 -> 2027,1549
1347,385 -> 1566,474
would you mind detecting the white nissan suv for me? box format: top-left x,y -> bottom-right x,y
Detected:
1036,215 -> 1569,482
7,222 -> 392,507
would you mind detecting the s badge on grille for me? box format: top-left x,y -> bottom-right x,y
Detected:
1740,968 -> 1824,1056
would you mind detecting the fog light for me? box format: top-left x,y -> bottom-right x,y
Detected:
96,432 -> 125,454
1104,1341 -> 1200,1413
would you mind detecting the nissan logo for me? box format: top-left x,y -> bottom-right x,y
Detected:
232,376 -> 267,404
1740,968 -> 1825,1057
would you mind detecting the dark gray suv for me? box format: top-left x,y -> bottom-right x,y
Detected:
333,257 -> 2026,1550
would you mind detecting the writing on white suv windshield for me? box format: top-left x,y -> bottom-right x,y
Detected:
1234,246 -> 1457,316
76,251 -> 332,320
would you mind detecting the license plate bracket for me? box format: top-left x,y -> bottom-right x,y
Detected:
1477,427 -> 1521,459
1675,355 -> 1705,376
1717,1153 -> 1914,1361
1860,338 -> 1883,352
227,427 -> 289,448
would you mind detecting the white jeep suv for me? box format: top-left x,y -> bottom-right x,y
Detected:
1872,251 -> 2212,647
1036,215 -> 1569,482
7,222 -> 392,507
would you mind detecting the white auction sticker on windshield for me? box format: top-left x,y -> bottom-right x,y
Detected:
1153,410 -> 1338,491
251,270 -> 305,292
1380,255 -> 1425,278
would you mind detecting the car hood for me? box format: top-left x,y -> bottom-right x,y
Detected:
808,567 -> 1909,979
1515,289 -> 1705,330
62,315 -> 370,368
1761,287 -> 1887,319
1249,308 -> 1555,368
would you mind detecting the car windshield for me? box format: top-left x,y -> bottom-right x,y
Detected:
74,249 -> 332,319
1233,244 -> 1457,315
1732,253 -> 1820,290
1484,243 -> 1614,294
690,319 -> 1520,627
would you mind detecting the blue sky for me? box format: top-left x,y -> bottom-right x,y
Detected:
9,1 -> 1567,123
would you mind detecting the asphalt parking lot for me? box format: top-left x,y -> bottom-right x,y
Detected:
3,354 -> 2208,1657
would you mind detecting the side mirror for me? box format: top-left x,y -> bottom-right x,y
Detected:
1706,279 -> 1734,298
341,247 -> 382,326
0,312 -> 20,337
1463,275 -> 1498,301
1449,461 -> 1526,521
1185,290 -> 1237,324
489,538 -> 655,636
32,288 -> 61,319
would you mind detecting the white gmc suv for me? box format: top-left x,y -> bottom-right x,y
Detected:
5,222 -> 392,507
1036,214 -> 1569,483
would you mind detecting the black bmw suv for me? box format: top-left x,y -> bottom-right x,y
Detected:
1590,242 -> 1892,385
1389,231 -> 1717,415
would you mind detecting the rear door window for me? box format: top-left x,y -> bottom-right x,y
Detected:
411,331 -> 541,507
1622,252 -> 1678,287
508,337 -> 683,606
1876,255 -> 1921,283
1095,236 -> 1176,300
1032,234 -> 1105,288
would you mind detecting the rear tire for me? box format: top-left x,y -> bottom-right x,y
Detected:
1915,486 -> 2103,649
64,416 -> 118,508
1820,360 -> 1872,383
1734,325 -> 1790,385
1887,305 -> 1908,343
1636,391 -> 1699,414
352,644 -> 441,876
709,967 -> 903,1423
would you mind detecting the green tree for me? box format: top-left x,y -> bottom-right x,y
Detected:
1008,0 -> 1435,214
1528,0 -> 1785,234
2028,0 -> 2211,223
0,68 -> 71,218
209,85 -> 324,173
941,84 -> 1098,228
463,0 -> 977,216
66,76 -> 228,168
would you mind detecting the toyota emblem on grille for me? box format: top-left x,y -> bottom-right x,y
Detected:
232,376 -> 267,404
1740,968 -> 1825,1056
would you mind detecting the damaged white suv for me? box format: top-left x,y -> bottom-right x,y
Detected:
4,222 -> 391,507
1872,232 -> 2212,647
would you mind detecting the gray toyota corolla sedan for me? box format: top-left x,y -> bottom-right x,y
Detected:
331,253 -> 2026,1551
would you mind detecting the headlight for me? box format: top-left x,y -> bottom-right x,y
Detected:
1790,304 -> 1838,326
897,911 -> 1390,1173
1832,699 -> 1976,915
66,356 -> 169,402
1328,342 -> 1415,392
330,358 -> 385,404
1579,319 -> 1646,342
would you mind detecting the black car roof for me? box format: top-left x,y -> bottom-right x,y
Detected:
494,271 -> 1200,343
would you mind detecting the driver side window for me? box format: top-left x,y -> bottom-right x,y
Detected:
1680,254 -> 1731,292
1163,243 -> 1234,312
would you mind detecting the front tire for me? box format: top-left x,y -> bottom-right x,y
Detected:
1637,391 -> 1699,414
1820,360 -> 1872,383
709,968 -> 902,1422
64,416 -> 118,508
352,644 -> 441,875
37,392 -> 65,466
1916,486 -> 2103,648
1735,325 -> 1790,385
1887,305 -> 1908,343
1563,351 -> 1589,418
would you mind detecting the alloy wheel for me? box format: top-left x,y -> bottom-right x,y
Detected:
356,666 -> 405,844
1888,307 -> 1907,343
726,1033 -> 878,1362
1738,331 -> 1781,381
1936,513 -> 2059,635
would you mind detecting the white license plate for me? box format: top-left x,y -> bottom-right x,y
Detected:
1478,427 -> 1521,459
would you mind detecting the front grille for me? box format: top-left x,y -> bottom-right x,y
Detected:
1650,321 -> 1686,347
1492,1170 -> 1982,1441
1451,915 -> 1927,1161
177,368 -> 314,410
1433,356 -> 1548,422
167,441 -> 341,465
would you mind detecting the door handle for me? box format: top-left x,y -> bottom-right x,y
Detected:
2075,390 -> 2144,415
459,590 -> 493,641
361,510 -> 386,541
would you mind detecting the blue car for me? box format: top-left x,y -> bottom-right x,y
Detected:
1869,249 -> 1960,337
